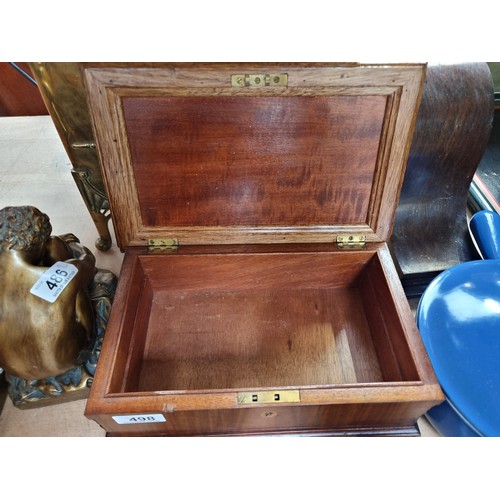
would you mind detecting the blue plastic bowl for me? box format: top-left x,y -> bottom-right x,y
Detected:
417,259 -> 500,436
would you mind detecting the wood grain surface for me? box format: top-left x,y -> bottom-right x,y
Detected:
123,95 -> 385,228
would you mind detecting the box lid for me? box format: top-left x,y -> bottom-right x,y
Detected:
83,63 -> 425,249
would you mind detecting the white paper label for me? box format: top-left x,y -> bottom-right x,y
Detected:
112,414 -> 166,425
30,262 -> 79,303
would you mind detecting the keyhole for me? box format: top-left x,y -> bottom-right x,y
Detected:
262,411 -> 278,418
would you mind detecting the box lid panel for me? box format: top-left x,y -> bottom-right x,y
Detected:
83,64 -> 425,248
124,94 -> 385,228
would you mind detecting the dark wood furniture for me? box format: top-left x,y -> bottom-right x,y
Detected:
0,63 -> 47,116
391,63 -> 495,298
82,63 -> 443,436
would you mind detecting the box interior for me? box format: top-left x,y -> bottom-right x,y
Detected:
108,249 -> 420,394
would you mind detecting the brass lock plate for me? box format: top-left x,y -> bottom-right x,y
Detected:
237,390 -> 300,405
231,73 -> 288,88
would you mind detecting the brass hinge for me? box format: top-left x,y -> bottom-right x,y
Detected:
237,390 -> 301,405
231,73 -> 288,88
148,238 -> 179,253
336,235 -> 366,250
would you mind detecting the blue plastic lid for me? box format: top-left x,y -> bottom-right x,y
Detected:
417,260 -> 500,436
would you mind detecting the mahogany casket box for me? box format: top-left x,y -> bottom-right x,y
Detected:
82,63 -> 443,436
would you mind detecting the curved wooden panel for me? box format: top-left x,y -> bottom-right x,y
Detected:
391,62 -> 494,291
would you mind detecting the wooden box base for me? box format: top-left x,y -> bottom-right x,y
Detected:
85,243 -> 442,436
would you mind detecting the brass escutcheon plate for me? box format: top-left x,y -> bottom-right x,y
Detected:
237,389 -> 300,405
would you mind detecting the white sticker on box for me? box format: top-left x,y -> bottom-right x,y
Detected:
112,414 -> 167,425
30,262 -> 79,303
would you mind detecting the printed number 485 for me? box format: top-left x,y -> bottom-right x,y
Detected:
46,268 -> 68,290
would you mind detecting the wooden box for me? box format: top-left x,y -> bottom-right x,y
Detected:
83,63 -> 443,436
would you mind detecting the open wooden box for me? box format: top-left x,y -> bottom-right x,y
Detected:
83,63 -> 443,436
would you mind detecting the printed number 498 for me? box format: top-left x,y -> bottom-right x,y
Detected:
129,416 -> 156,422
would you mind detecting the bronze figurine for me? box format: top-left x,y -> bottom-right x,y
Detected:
0,206 -> 117,406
